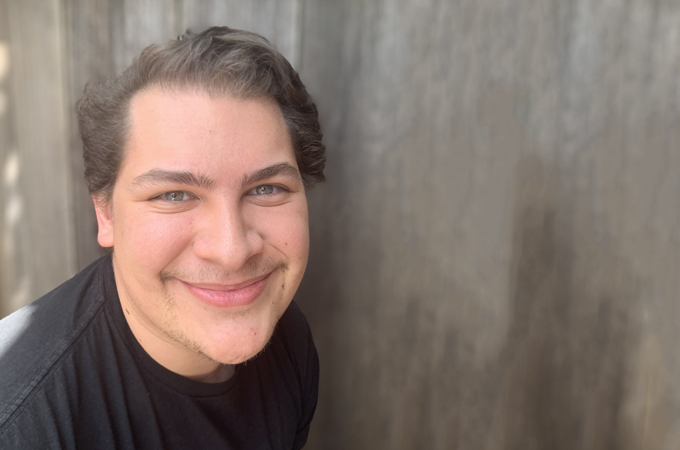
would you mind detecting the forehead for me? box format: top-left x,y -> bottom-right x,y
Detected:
120,88 -> 295,180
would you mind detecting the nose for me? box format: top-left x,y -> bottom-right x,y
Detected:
192,202 -> 264,271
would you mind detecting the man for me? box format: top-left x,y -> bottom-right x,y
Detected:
0,26 -> 324,449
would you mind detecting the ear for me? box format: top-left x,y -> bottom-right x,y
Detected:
92,195 -> 114,248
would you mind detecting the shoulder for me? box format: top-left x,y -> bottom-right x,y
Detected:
0,256 -> 110,430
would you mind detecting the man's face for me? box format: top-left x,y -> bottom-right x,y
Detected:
94,88 -> 309,366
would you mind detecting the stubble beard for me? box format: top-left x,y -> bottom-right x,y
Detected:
159,287 -> 221,366
157,256 -> 290,366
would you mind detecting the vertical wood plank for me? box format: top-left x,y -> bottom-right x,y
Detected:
64,0 -> 115,272
0,0 -> 75,317
110,0 -> 179,73
180,0 -> 302,68
0,0 -> 13,318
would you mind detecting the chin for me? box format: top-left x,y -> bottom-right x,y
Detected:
205,320 -> 279,365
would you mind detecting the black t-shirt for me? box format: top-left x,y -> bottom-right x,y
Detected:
0,256 -> 318,449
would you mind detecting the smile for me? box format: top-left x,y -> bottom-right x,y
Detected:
180,272 -> 272,308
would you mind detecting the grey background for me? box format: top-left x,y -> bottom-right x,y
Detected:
1,0 -> 679,448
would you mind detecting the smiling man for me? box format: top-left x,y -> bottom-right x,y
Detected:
0,27 -> 324,449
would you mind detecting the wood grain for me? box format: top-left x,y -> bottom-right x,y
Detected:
298,0 -> 680,448
1,0 -> 76,316
180,0 -> 302,67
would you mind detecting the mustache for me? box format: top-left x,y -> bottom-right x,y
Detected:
159,256 -> 287,284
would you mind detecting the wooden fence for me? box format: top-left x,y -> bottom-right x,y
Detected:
2,0 -> 680,448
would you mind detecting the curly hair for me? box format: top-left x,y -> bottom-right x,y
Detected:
77,26 -> 325,203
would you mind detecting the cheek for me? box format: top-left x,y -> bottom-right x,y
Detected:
250,203 -> 309,260
116,208 -> 195,270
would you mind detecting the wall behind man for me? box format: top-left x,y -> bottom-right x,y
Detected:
2,0 -> 680,448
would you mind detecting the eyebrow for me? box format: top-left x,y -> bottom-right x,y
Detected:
131,170 -> 215,190
240,162 -> 301,187
130,162 -> 301,191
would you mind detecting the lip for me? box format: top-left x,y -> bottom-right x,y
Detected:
180,272 -> 271,308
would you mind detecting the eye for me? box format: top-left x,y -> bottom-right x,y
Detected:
255,185 -> 274,196
249,184 -> 285,196
154,191 -> 195,202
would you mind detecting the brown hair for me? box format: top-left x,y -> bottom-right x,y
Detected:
77,26 -> 325,203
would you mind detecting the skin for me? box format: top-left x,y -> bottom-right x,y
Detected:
93,88 -> 309,383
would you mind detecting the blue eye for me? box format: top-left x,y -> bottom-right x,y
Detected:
160,191 -> 190,202
250,184 -> 284,197
253,185 -> 275,196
